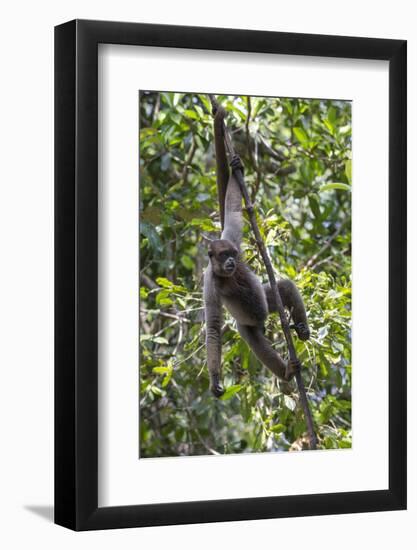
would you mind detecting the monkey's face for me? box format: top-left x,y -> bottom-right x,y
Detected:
208,240 -> 239,277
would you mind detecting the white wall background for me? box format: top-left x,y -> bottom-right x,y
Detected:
0,1 -> 414,548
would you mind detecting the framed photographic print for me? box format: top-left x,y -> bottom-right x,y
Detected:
55,19 -> 407,531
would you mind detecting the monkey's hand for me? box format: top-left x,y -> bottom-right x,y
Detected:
284,358 -> 301,381
230,155 -> 244,175
210,373 -> 225,398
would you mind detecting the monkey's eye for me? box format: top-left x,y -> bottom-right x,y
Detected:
208,251 -> 213,258
222,250 -> 236,260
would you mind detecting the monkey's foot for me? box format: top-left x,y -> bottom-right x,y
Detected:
210,374 -> 225,398
284,358 -> 301,381
230,155 -> 244,174
291,322 -> 310,341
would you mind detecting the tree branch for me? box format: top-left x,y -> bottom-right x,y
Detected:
182,135 -> 197,186
304,220 -> 347,270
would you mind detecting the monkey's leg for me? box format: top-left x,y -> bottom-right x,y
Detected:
263,280 -> 310,341
237,324 -> 300,381
221,168 -> 244,248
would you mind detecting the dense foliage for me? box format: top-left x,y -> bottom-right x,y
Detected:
139,92 -> 352,456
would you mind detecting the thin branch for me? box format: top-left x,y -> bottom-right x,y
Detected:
158,311 -> 191,323
172,318 -> 184,356
304,221 -> 347,269
181,135 -> 197,186
154,319 -> 179,337
140,273 -> 158,290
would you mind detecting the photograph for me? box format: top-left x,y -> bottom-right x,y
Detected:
139,91 -> 352,457
0,1 -> 409,543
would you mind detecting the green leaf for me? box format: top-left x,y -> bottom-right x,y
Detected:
156,277 -> 174,289
284,395 -> 296,411
253,99 -> 267,118
140,222 -> 162,250
220,384 -> 243,401
169,136 -> 183,146
189,218 -> 217,232
345,159 -> 352,183
320,183 -> 351,192
308,195 -> 321,219
176,207 -> 197,222
161,373 -> 172,387
198,94 -> 211,113
141,206 -> 162,225
180,255 -> 194,270
153,362 -> 174,387
140,335 -> 168,345
328,106 -> 337,125
152,366 -> 169,374
294,419 -> 306,439
150,386 -> 163,397
156,277 -> 187,293
230,103 -> 246,122
160,153 -> 171,171
184,109 -> 198,120
158,297 -> 174,306
140,127 -> 158,137
153,337 -> 169,345
160,93 -> 172,107
156,289 -> 174,307
323,119 -> 334,135
293,126 -> 309,145
270,423 -> 286,434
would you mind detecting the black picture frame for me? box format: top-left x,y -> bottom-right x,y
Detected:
55,19 -> 407,531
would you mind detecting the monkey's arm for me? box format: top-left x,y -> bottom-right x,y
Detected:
203,266 -> 224,397
263,279 -> 310,340
213,106 -> 229,230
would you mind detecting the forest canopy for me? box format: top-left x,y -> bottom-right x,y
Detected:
139,92 -> 352,457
